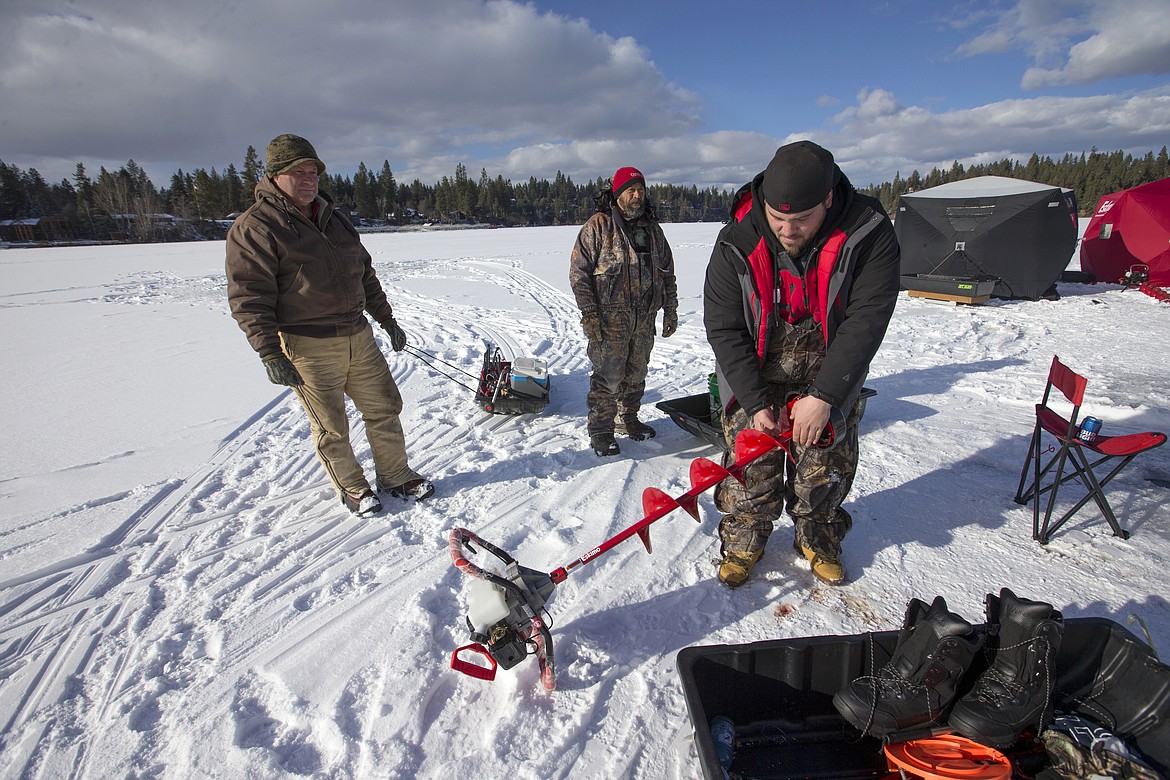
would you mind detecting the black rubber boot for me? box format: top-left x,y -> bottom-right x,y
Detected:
948,587 -> 1064,749
833,596 -> 983,738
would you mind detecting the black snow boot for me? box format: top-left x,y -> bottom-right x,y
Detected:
590,431 -> 620,457
948,587 -> 1064,749
833,595 -> 983,739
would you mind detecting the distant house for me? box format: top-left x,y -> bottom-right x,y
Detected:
0,216 -> 74,242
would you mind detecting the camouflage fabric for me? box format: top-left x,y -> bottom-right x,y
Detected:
585,309 -> 656,434
571,204 -> 676,435
715,319 -> 862,559
569,208 -> 677,316
1041,717 -> 1162,779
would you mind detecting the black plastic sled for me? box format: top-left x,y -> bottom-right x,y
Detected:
656,393 -> 726,449
657,388 -> 877,451
677,617 -> 1169,780
475,346 -> 550,415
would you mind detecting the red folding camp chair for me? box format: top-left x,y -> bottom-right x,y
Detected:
1015,356 -> 1166,544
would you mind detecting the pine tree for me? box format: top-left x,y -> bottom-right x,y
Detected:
242,145 -> 263,193
377,161 -> 396,220
354,162 -> 376,219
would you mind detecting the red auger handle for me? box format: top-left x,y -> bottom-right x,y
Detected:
451,643 -> 497,681
449,527 -> 519,579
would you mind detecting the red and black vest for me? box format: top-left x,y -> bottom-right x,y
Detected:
733,191 -> 848,361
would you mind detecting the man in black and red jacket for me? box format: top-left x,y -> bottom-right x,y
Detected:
703,141 -> 899,587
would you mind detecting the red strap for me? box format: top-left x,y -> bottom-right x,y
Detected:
746,238 -> 773,361
816,229 -> 847,343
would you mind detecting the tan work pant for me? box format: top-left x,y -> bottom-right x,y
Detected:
281,324 -> 420,500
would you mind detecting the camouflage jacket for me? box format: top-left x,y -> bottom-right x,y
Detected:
569,206 -> 677,316
226,177 -> 396,359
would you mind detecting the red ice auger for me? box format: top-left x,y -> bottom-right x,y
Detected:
449,397 -> 842,691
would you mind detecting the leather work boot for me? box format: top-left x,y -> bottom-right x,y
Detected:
948,588 -> 1064,749
377,477 -> 435,501
341,489 -> 383,517
833,595 -> 984,739
801,546 -> 846,585
615,417 -> 656,440
717,549 -> 763,588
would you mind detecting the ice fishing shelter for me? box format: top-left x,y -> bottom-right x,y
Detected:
1080,177 -> 1170,285
896,176 -> 1078,300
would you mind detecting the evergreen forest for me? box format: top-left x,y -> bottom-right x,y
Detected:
1,146 -> 1167,244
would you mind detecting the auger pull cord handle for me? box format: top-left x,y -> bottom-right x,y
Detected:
451,643 -> 498,681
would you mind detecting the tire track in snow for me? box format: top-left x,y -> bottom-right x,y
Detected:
0,391 -> 333,775
1,244 -> 710,778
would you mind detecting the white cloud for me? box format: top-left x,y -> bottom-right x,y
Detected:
0,0 -> 700,183
822,87 -> 1170,187
1,1 -> 1167,193
955,0 -> 1170,89
1022,2 -> 1170,88
413,83 -> 1170,191
956,0 -> 1090,63
831,88 -> 902,123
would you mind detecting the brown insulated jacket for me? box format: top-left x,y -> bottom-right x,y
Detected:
569,207 -> 677,316
226,177 -> 396,359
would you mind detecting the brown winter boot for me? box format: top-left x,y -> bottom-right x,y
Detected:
590,431 -> 620,457
801,546 -> 846,585
718,549 -> 763,588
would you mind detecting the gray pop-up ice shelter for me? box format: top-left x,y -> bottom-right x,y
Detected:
895,176 -> 1078,300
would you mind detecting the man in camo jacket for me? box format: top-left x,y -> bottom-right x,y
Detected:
570,167 -> 678,457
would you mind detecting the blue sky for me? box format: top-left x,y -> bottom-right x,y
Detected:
2,0 -> 1168,192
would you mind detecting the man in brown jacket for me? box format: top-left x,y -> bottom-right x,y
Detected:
226,134 -> 433,517
569,167 -> 678,457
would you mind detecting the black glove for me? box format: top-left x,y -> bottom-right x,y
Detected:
581,312 -> 603,342
263,353 -> 304,386
661,308 -> 678,338
383,318 -> 407,351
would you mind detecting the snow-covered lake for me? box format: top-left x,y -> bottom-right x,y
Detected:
2,222 -> 1168,778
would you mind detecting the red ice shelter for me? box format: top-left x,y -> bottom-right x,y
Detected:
1080,177 -> 1170,285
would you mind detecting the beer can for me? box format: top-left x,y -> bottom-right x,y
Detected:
1077,416 -> 1102,443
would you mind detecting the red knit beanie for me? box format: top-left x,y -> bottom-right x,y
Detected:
612,166 -> 645,196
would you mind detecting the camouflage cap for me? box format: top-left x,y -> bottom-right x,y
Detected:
266,133 -> 326,177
